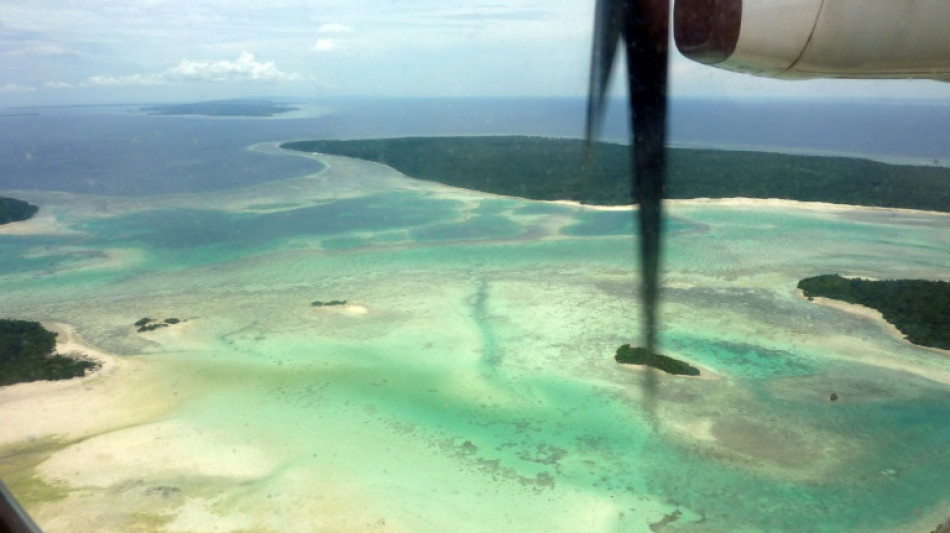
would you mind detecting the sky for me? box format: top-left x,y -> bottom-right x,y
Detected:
2,0 -> 949,107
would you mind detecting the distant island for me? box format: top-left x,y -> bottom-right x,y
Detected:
0,197 -> 38,225
141,99 -> 298,117
615,344 -> 701,376
0,319 -> 99,386
798,274 -> 950,350
281,136 -> 950,212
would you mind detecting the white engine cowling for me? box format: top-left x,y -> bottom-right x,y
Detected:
674,0 -> 950,80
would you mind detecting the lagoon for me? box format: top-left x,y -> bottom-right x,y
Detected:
1,147 -> 949,532
1,101 -> 950,532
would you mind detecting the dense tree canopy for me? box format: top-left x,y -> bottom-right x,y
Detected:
0,319 -> 99,386
281,137 -> 950,212
614,344 -> 701,376
799,275 -> 950,350
0,197 -> 38,224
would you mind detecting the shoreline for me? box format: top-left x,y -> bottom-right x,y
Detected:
0,323 -> 141,447
0,322 -> 189,450
7,152 -> 950,234
0,211 -> 80,236
796,291 -> 950,385
670,197 -> 950,218
798,289 -> 950,355
802,292 -> 908,342
275,140 -> 950,216
546,197 -> 950,218
0,322 -> 298,532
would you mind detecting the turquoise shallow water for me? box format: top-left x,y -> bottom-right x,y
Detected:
2,157 -> 950,532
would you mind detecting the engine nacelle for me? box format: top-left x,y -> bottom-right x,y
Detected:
674,0 -> 950,80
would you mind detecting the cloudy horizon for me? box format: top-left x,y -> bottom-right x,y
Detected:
3,0 -> 949,107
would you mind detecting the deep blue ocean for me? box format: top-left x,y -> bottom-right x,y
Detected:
2,97 -> 949,196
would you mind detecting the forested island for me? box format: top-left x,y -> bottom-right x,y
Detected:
798,274 -> 950,350
134,317 -> 181,332
311,300 -> 347,307
0,319 -> 99,386
615,344 -> 701,376
281,137 -> 950,212
0,197 -> 38,225
141,99 -> 298,117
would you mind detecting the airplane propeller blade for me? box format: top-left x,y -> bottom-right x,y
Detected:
586,0 -> 670,413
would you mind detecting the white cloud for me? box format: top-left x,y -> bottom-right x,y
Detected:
10,1 -> 945,101
166,51 -> 298,82
77,52 -> 300,88
3,41 -> 79,57
312,38 -> 339,53
43,80 -> 76,89
1,83 -> 36,92
313,22 -> 353,53
86,73 -> 162,86
316,23 -> 354,34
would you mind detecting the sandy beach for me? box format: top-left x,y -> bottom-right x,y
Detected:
0,323 -> 301,533
0,323 -> 169,448
796,291 -> 950,385
545,196 -> 950,219
548,199 -> 634,211
0,211 -> 80,236
674,196 -> 950,218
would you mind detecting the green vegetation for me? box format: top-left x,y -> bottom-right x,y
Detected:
0,319 -> 99,386
141,99 -> 298,117
281,137 -> 950,212
311,300 -> 347,307
614,344 -> 701,376
798,274 -> 950,350
134,317 -> 182,332
0,197 -> 38,224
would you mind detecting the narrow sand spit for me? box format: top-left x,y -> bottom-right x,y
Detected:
797,291 -> 950,385
670,197 -> 950,217
0,323 -> 169,448
0,212 -> 79,236
545,196 -> 950,218
549,199 -> 634,212
1,323 -> 284,533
